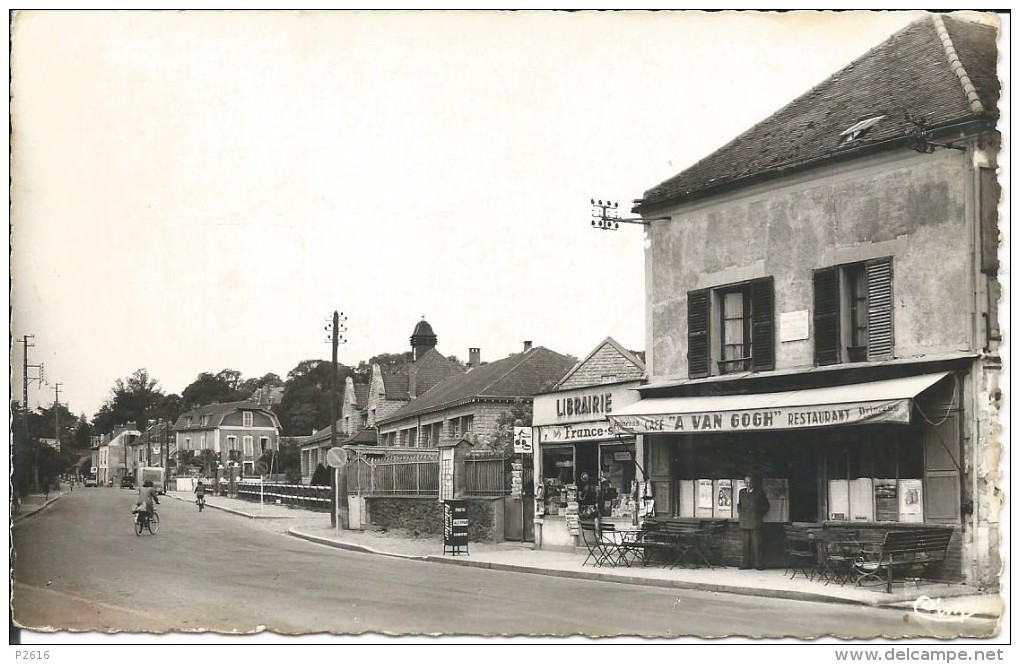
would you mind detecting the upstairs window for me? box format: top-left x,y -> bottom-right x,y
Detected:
242,411 -> 254,427
688,277 -> 775,378
813,257 -> 894,365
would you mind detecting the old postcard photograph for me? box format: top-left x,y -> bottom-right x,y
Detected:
8,8 -> 1009,651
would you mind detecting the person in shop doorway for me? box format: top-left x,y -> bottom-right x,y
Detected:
737,475 -> 770,570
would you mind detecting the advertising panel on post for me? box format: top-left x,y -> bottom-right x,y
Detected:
443,500 -> 469,555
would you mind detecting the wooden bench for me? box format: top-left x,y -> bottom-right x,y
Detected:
852,528 -> 954,593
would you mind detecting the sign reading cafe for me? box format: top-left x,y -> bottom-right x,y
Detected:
608,400 -> 911,434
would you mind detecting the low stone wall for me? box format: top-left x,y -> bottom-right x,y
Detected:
364,495 -> 505,542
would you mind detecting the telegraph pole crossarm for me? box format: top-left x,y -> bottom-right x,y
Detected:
589,198 -> 669,231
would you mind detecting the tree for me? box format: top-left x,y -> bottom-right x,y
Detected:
72,414 -> 94,450
477,400 -> 533,455
181,372 -> 243,409
238,372 -> 283,396
258,442 -> 301,484
354,352 -> 411,381
310,464 -> 331,487
275,359 -> 356,436
91,368 -> 166,434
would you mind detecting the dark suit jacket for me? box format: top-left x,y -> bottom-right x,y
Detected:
737,487 -> 770,530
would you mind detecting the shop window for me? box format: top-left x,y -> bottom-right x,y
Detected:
540,447 -> 575,516
688,277 -> 774,378
813,258 -> 894,365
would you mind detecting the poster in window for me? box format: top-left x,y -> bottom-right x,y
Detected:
898,479 -> 924,523
677,479 -> 696,518
828,480 -> 849,521
849,478 -> 875,522
763,478 -> 789,522
696,479 -> 714,518
874,479 -> 898,521
713,479 -> 733,519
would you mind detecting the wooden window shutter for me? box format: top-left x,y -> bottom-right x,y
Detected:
979,167 -> 1000,274
866,258 -> 894,360
813,267 -> 840,365
750,277 -> 775,371
688,290 -> 710,378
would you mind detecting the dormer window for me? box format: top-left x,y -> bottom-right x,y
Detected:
243,411 -> 254,427
839,115 -> 885,145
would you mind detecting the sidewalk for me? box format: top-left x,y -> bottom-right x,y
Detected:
12,490 -> 67,523
166,491 -> 1003,619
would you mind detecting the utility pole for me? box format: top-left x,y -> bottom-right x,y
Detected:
53,383 -> 62,452
325,311 -> 347,527
18,335 -> 44,493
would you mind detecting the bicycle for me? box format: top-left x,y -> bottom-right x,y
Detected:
196,494 -> 205,512
133,508 -> 160,536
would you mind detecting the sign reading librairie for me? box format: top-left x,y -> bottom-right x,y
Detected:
443,500 -> 469,555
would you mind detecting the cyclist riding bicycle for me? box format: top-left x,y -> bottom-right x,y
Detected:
194,480 -> 207,507
137,479 -> 160,518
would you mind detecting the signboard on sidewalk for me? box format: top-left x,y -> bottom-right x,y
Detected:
443,500 -> 469,555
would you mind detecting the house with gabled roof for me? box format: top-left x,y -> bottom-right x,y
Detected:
377,342 -> 577,450
173,400 -> 281,475
533,337 -> 646,550
364,319 -> 465,428
300,376 -> 376,483
610,14 -> 1000,587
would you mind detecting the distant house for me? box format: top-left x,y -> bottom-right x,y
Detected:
300,377 -> 375,483
377,341 -> 577,450
127,420 -> 177,479
250,385 -> 285,409
173,401 -> 281,475
95,422 -> 141,486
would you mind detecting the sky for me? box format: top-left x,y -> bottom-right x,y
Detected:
9,9 -> 1001,418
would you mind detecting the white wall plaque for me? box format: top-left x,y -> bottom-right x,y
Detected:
779,310 -> 810,342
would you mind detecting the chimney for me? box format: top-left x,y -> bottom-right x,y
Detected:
523,340 -> 533,352
469,348 -> 481,369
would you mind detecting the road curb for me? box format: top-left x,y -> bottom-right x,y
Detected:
288,528 -> 429,561
165,493 -> 290,519
12,492 -> 64,524
285,527 -> 970,609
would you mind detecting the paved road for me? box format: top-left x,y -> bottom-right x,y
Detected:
11,489 -> 997,639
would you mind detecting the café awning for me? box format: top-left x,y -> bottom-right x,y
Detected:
607,372 -> 950,434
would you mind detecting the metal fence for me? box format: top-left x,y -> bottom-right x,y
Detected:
344,451 -> 526,497
346,456 -> 439,496
236,479 -> 331,510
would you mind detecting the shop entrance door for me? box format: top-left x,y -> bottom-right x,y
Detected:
503,497 -> 534,542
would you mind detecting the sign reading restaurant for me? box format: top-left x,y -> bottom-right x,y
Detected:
608,399 -> 911,434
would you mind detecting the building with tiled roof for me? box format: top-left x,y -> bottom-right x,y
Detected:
299,376 -> 377,483
377,342 -> 576,449
364,319 -> 465,429
172,400 -> 281,475
634,14 -> 998,214
250,384 -> 285,409
626,13 -> 999,588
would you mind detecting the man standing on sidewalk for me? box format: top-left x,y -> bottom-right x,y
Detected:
737,475 -> 770,570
